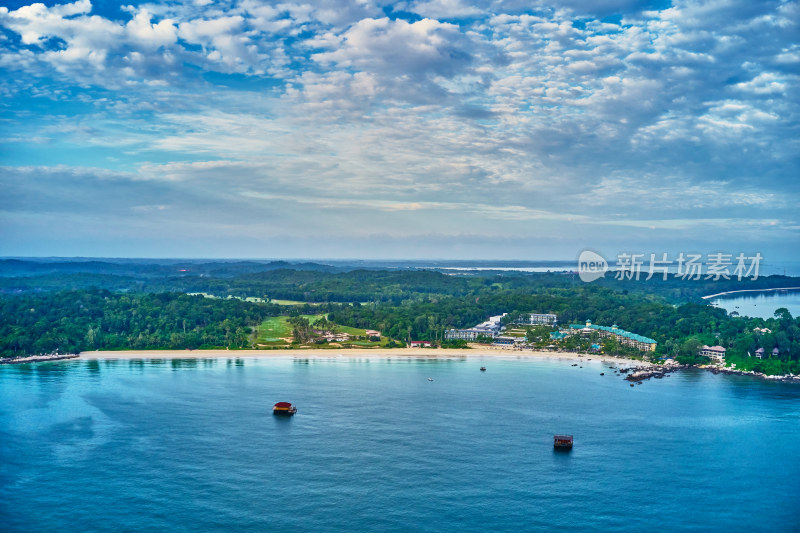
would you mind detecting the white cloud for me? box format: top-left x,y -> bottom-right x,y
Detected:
312,17 -> 472,78
404,0 -> 484,19
126,9 -> 177,48
0,0 -> 798,257
178,15 -> 266,73
734,72 -> 789,95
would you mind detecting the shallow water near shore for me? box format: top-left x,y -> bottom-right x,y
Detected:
2,356 -> 799,531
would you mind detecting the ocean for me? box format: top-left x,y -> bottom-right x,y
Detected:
2,356 -> 799,532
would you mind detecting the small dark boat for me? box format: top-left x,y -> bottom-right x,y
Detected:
273,402 -> 297,416
600,372 -> 604,376
554,434 -> 573,449
480,367 -> 486,371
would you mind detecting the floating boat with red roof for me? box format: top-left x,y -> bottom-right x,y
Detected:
273,402 -> 297,416
553,434 -> 573,449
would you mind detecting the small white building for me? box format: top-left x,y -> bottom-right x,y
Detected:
700,345 -> 726,362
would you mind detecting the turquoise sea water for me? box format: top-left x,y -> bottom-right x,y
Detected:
2,356 -> 799,532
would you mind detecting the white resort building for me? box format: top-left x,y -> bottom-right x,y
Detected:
513,313 -> 558,326
566,320 -> 658,352
445,313 -> 507,341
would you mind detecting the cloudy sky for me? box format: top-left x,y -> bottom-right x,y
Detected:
0,0 -> 797,260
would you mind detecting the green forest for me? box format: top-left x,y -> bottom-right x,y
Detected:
1,260 -> 799,375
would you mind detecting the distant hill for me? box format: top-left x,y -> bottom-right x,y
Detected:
0,259 -> 338,278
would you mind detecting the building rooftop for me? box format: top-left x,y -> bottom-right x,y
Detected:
702,345 -> 726,352
569,323 -> 657,345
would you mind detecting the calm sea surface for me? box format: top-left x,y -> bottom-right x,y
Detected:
2,356 -> 799,532
710,290 -> 800,319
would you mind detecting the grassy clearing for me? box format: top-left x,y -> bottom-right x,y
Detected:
254,314 -> 393,348
255,316 -> 292,345
254,314 -> 324,346
302,314 -> 325,324
504,328 -> 529,338
336,324 -> 368,336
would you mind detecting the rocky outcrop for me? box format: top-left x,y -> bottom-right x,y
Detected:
709,367 -> 800,383
0,354 -> 80,365
621,363 -> 800,384
624,365 -> 686,382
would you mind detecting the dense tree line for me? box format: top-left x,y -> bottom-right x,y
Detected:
4,262 -> 796,306
0,290 -> 280,357
2,269 -> 799,374
0,269 -> 478,303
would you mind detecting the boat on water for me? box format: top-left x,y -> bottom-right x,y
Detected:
273,402 -> 297,416
480,367 -> 486,371
554,435 -> 573,449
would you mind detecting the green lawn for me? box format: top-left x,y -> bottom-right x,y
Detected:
255,314 -> 393,348
347,340 -> 382,346
503,328 -> 529,338
255,316 -> 292,345
336,324 -> 368,336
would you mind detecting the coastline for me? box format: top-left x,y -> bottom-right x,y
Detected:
701,286 -> 800,300
0,354 -> 80,365
75,346 -> 653,368
5,348 -> 797,382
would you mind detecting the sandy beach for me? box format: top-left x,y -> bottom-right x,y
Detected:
78,346 -> 652,368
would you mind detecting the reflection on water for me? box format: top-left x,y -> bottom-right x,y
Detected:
171,358 -> 198,369
32,362 -> 72,382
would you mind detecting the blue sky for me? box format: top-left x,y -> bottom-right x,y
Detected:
0,0 -> 798,260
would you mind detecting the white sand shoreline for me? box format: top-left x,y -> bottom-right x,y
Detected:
77,347 -> 652,368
